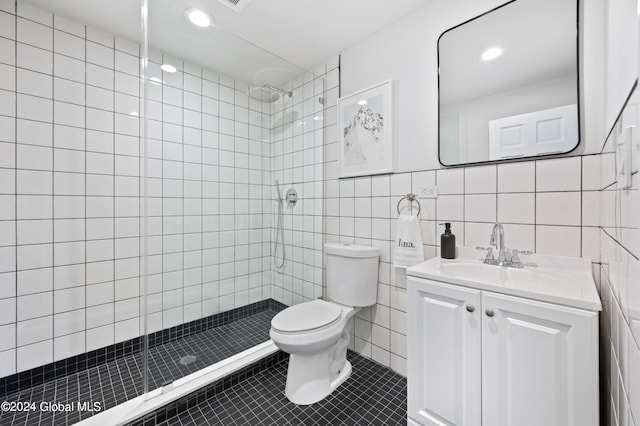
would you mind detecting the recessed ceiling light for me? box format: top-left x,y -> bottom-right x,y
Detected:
357,100 -> 368,106
481,47 -> 503,61
186,8 -> 213,27
161,64 -> 177,73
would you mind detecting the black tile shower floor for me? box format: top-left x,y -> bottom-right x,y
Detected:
0,309 -> 279,426
158,351 -> 408,426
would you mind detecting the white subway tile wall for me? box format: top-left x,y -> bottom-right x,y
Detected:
0,3 -> 283,376
268,64 -> 334,307
324,153 -> 605,375
599,105 -> 640,425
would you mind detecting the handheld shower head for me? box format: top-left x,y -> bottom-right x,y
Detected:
276,180 -> 283,201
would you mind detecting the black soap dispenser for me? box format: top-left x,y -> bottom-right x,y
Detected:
440,223 -> 456,259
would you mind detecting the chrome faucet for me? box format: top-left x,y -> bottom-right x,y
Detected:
476,223 -> 533,268
489,223 -> 507,265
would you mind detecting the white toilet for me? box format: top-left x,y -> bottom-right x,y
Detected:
270,243 -> 380,405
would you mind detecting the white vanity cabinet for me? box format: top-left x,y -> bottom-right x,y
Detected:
407,276 -> 599,426
407,279 -> 481,426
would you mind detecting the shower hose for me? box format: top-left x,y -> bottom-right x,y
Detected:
274,183 -> 285,270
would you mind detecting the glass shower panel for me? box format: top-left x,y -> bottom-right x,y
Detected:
0,0 -> 146,420
142,0 -> 327,395
270,76 -> 327,306
0,0 -> 331,419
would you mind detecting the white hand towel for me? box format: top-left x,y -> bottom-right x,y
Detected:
393,214 -> 424,268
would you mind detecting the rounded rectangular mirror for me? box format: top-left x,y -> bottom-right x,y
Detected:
438,0 -> 579,166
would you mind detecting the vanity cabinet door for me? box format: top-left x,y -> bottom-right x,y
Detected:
407,278 -> 481,426
481,291 -> 599,426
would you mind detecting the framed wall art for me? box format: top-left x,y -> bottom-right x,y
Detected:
337,79 -> 393,178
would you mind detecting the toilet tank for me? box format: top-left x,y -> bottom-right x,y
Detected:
324,243 -> 380,307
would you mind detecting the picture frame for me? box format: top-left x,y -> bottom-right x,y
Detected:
337,79 -> 393,178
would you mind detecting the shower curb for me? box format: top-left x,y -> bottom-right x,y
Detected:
74,341 -> 283,426
0,299 -> 287,397
125,348 -> 288,426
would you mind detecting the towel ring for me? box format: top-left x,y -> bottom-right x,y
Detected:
397,193 -> 421,216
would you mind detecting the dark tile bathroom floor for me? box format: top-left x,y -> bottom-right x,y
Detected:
157,351 -> 408,426
0,309 -> 279,426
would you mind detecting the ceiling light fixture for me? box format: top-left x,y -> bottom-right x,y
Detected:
357,100 -> 368,106
481,47 -> 503,61
186,8 -> 213,27
161,64 -> 177,73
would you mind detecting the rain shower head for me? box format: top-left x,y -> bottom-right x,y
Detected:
248,85 -> 293,103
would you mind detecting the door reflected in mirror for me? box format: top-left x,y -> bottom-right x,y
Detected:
438,0 -> 579,166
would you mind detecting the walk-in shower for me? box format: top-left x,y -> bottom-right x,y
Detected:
0,0 -> 327,424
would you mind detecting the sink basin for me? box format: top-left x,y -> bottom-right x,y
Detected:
440,261 -> 506,282
440,261 -> 567,287
407,247 -> 602,311
506,267 -> 566,287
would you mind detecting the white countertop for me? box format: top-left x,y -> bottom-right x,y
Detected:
406,247 -> 602,311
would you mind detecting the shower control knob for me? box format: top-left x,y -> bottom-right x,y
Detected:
465,304 -> 475,313
285,188 -> 298,207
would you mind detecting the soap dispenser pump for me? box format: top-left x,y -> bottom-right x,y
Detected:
440,223 -> 456,259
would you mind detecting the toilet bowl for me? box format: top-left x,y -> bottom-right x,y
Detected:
270,243 -> 380,405
270,299 -> 357,405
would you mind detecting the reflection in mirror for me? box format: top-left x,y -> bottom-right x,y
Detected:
438,0 -> 579,166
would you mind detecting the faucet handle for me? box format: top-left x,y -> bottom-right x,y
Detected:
476,246 -> 495,263
510,249 -> 533,268
512,249 -> 533,258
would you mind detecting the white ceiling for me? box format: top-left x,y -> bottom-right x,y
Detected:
28,0 -> 431,86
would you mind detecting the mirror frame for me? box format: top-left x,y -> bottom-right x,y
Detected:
437,0 -> 581,167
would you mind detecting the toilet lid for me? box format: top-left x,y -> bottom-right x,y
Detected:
271,300 -> 342,333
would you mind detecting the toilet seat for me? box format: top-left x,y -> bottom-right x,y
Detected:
271,300 -> 342,333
